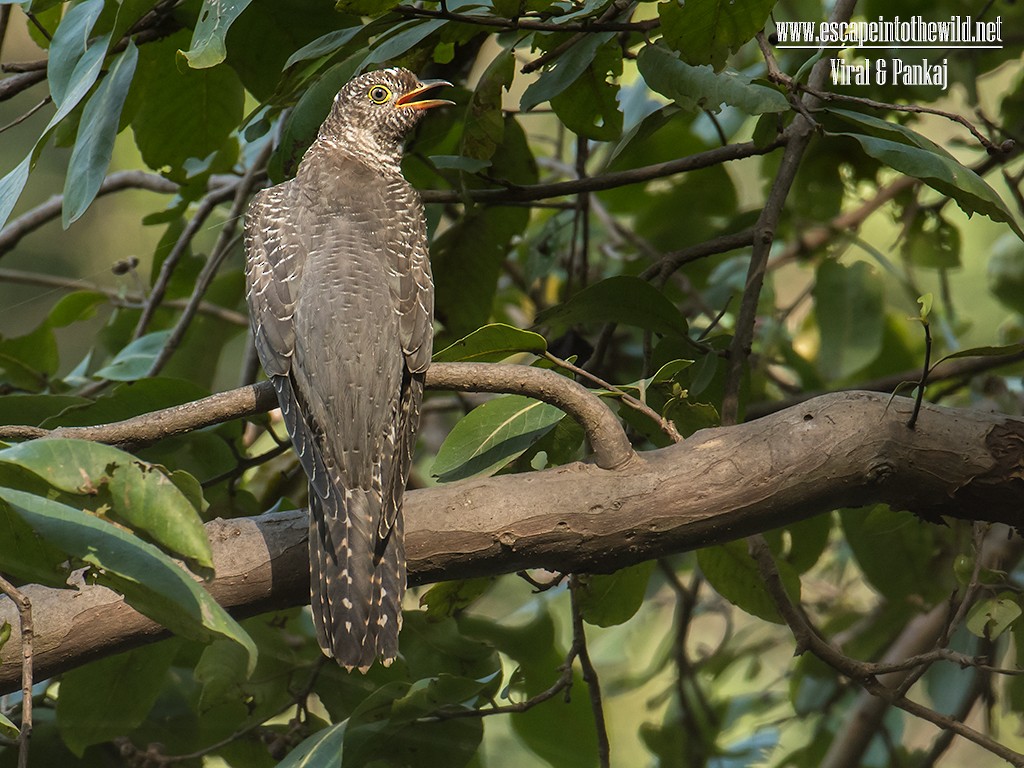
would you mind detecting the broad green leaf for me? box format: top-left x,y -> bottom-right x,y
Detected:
181,0 -> 254,68
336,0 -> 397,15
278,721 -> 348,767
521,32 -> 614,112
429,155 -> 491,173
362,19 -> 445,67
825,108 -> 951,156
419,577 -> 493,619
535,275 -> 688,338
0,710 -> 16,741
433,204 -> 529,338
840,506 -> 946,604
0,320 -> 59,391
576,561 -> 655,627
658,0 -> 776,69
47,0 -> 105,106
432,395 -> 565,482
93,330 -> 171,381
63,41 -> 139,227
901,212 -> 961,269
461,48 -> 514,162
549,38 -> 623,141
283,25 -> 363,68
47,290 -> 107,328
813,261 -> 884,380
0,498 -> 71,588
637,45 -> 788,115
195,637 -> 254,710
433,323 -> 547,363
698,540 -> 800,624
935,342 -> 1024,365
988,234 -> 1024,314
832,131 -> 1024,238
0,155 -> 33,232
130,32 -> 245,176
43,377 -> 210,428
0,488 -> 256,671
56,641 -> 178,756
0,439 -> 213,569
967,593 -> 1022,640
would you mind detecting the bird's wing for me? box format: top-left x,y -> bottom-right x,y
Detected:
244,186 -> 306,378
382,179 -> 434,374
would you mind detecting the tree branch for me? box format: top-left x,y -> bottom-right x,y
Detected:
1,391 -> 1022,690
0,363 -> 636,471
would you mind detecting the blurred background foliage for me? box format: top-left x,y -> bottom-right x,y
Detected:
0,0 -> 1024,765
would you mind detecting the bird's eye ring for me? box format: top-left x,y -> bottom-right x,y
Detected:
367,85 -> 392,104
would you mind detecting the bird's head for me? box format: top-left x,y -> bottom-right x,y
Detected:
318,68 -> 452,169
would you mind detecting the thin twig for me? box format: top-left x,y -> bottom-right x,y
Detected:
0,575 -> 32,768
0,97 -> 49,135
907,319 -> 931,429
393,3 -> 658,33
569,575 -> 610,768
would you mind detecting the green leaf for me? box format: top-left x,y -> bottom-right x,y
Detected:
988,234 -> 1024,314
56,641 -> 178,756
181,0 -> 254,68
576,561 -> 654,627
432,394 -> 566,482
283,25 -> 363,68
433,323 -> 548,363
47,290 -> 107,328
47,0 -> 105,107
549,39 -> 623,141
461,48 -> 514,162
429,155 -> 491,173
419,577 -> 493,620
658,0 -> 776,69
535,275 -> 688,338
637,45 -> 788,115
0,439 -> 213,569
934,342 -> 1024,365
967,592 -> 1022,640
831,131 -> 1024,239
278,721 -> 348,767
813,261 -> 884,380
0,709 -> 17,741
130,32 -> 245,176
901,212 -> 961,269
362,19 -> 445,67
336,0 -> 396,15
93,330 -> 171,381
521,32 -> 614,112
0,488 -> 256,670
63,41 -> 139,227
840,506 -> 945,604
698,540 -> 800,624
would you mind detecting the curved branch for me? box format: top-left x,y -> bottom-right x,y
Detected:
0,363 -> 636,470
1,391 -> 1021,690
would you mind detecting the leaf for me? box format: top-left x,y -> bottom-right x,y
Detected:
0,439 -> 213,569
432,394 -> 565,482
0,488 -> 256,671
901,212 -> 961,269
47,0 -> 105,107
637,45 -> 788,115
831,130 -> 1024,238
56,641 -> 178,756
63,41 -> 139,227
362,19 -> 445,67
429,155 -> 491,173
549,38 -> 623,141
278,721 -> 348,767
419,578 -> 493,620
130,31 -> 245,176
535,275 -> 688,338
181,0 -> 255,68
698,540 -> 800,624
433,323 -> 547,363
658,0 -> 776,70
813,261 -> 884,380
576,562 -> 654,627
988,234 -> 1024,314
967,593 -> 1022,640
521,32 -> 614,112
93,330 -> 171,381
934,342 -> 1024,365
47,290 -> 107,328
0,710 -> 17,741
461,48 -> 514,162
283,25 -> 363,68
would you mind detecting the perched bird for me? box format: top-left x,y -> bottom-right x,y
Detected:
244,68 -> 450,669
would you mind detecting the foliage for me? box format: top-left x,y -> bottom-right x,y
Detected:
0,0 -> 1023,765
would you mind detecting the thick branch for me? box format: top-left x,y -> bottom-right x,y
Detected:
1,391 -> 1022,690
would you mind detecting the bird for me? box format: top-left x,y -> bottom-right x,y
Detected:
243,68 -> 451,669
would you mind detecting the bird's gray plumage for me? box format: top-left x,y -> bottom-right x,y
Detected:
244,68 -> 443,669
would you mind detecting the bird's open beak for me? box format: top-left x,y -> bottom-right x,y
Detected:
395,79 -> 454,111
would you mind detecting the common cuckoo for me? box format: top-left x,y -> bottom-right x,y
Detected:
244,68 -> 450,669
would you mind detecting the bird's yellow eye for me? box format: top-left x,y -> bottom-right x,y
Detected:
367,85 -> 392,104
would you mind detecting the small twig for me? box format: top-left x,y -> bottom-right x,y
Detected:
907,319 -> 931,430
569,575 -> 610,768
544,351 -> 681,443
392,4 -> 658,33
0,575 -> 32,768
23,12 -> 51,42
516,570 -> 566,592
0,97 -> 49,135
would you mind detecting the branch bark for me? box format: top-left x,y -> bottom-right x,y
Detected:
1,391 -> 1022,691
